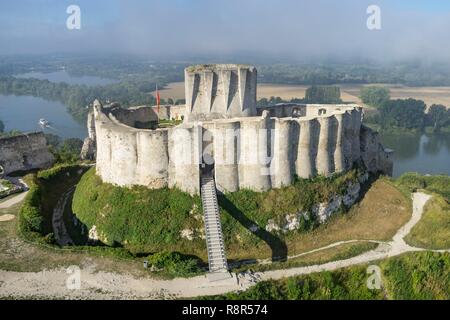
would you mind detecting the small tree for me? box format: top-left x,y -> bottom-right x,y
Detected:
304,86 -> 341,104
0,119 -> 4,133
360,86 -> 390,108
426,104 -> 449,132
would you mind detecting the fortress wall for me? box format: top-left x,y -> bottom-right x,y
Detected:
295,118 -> 318,178
109,106 -> 158,127
316,116 -> 333,176
87,112 -> 96,140
94,103 -> 171,189
359,125 -> 394,176
91,99 -> 388,195
135,130 -> 169,188
341,111 -> 353,171
81,112 -> 97,161
270,118 -> 293,188
168,125 -> 201,194
238,117 -> 271,191
0,132 -> 54,175
214,121 -> 240,193
305,104 -> 357,117
360,125 -> 379,173
333,113 -> 346,172
94,119 -> 113,181
351,109 -> 362,163
185,65 -> 257,121
108,127 -> 138,186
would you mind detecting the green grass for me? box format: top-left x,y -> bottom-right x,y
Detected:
381,252 -> 450,299
0,179 -> 15,198
72,168 -> 205,256
202,252 -> 450,300
18,165 -> 89,239
158,119 -> 182,128
405,195 -> 450,250
395,173 -> 450,250
72,167 -> 361,260
231,242 -> 378,273
13,165 -> 204,278
205,266 -> 384,300
395,173 -> 450,200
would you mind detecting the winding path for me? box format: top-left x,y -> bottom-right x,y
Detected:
0,192 -> 448,299
0,191 -> 28,210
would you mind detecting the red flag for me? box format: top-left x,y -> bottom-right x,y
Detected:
156,84 -> 160,113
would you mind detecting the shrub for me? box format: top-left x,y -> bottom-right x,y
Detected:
381,252 -> 450,299
18,177 -> 43,233
360,86 -> 390,108
146,251 -> 202,277
396,173 -> 450,199
37,164 -> 84,181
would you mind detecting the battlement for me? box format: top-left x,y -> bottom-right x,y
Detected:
184,64 -> 257,122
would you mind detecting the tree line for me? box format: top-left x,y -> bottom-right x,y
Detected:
360,86 -> 450,132
256,85 -> 342,107
0,77 -> 160,122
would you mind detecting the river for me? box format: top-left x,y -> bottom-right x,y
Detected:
380,131 -> 450,177
0,95 -> 87,140
15,70 -> 118,86
0,70 -> 118,140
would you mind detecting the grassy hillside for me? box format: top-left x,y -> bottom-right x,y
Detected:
395,173 -> 450,250
395,173 -> 450,200
71,168 -> 205,255
71,168 -> 410,263
405,193 -> 450,249
202,252 -> 450,300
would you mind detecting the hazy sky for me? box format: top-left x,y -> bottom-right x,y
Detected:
1,0 -> 450,63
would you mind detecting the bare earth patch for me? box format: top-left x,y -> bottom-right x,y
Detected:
0,214 -> 15,222
286,178 -> 411,256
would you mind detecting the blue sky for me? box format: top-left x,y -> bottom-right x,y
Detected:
1,0 -> 449,62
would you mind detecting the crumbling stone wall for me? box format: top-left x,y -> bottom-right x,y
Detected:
0,132 -> 54,175
90,64 -> 393,195
184,64 -> 257,122
92,101 -> 390,195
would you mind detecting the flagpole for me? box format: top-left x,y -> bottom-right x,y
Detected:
156,83 -> 160,114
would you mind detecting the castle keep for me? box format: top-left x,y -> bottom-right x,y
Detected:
88,64 -> 393,195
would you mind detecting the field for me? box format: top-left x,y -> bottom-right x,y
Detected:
154,82 -> 450,108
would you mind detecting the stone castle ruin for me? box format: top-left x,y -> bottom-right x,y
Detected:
0,132 -> 54,177
86,64 -> 393,195
84,63 -> 394,277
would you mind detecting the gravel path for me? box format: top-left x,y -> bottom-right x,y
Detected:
0,191 -> 28,210
0,192 -> 448,299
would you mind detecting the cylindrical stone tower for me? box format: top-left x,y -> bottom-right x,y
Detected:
333,113 -> 346,173
214,120 -> 240,192
270,118 -> 292,188
184,64 -> 257,122
316,116 -> 332,176
238,117 -> 271,191
296,119 -> 316,178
